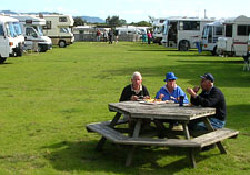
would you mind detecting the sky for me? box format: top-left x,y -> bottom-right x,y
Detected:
1,0 -> 250,22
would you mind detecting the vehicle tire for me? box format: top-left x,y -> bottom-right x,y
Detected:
59,41 -> 66,48
179,40 -> 189,51
211,47 -> 217,56
0,57 -> 7,64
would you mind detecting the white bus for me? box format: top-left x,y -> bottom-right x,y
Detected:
161,17 -> 212,51
152,18 -> 166,44
0,16 -> 10,63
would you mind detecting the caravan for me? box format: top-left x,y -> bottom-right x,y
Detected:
42,14 -> 74,48
0,16 -> 10,63
216,15 -> 250,57
11,15 -> 52,52
152,18 -> 166,44
0,15 -> 24,60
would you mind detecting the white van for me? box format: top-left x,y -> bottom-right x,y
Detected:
11,15 -> 52,52
0,16 -> 10,63
42,14 -> 74,48
0,15 -> 23,62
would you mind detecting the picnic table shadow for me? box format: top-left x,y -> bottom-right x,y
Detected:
42,139 -> 218,174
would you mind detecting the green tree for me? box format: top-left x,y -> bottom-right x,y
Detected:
73,16 -> 86,27
106,15 -> 127,27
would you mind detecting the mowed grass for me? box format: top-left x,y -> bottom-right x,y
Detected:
0,42 -> 250,175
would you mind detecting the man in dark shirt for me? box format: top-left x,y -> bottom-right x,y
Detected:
119,71 -> 150,101
187,72 -> 227,130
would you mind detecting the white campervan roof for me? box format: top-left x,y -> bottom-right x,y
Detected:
11,15 -> 46,26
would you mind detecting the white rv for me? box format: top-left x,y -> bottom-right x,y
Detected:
116,26 -> 141,35
152,18 -> 166,44
161,17 -> 212,51
11,15 -> 52,52
216,15 -> 250,57
201,21 -> 223,55
0,15 -> 24,58
0,16 -> 10,63
42,14 -> 74,48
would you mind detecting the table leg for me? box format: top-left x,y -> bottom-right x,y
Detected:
126,119 -> 142,167
202,118 -> 227,154
96,112 -> 122,151
182,122 -> 197,168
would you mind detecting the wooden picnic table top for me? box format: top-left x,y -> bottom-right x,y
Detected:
109,101 -> 216,121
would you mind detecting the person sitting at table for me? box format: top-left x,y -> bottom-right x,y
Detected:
187,72 -> 227,131
119,71 -> 150,101
155,72 -> 189,104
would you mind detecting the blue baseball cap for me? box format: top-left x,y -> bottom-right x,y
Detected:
200,72 -> 214,83
163,72 -> 178,82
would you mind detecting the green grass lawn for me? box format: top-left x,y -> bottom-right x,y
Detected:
0,42 -> 250,175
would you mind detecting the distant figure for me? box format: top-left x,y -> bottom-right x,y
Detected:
103,30 -> 108,42
114,29 -> 119,43
108,29 -> 113,44
96,29 -> 101,42
147,31 -> 152,44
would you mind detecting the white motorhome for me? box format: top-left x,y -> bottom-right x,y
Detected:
216,15 -> 250,57
0,16 -> 11,63
152,18 -> 166,44
116,26 -> 141,35
1,15 -> 24,57
201,21 -> 223,55
161,17 -> 212,50
11,15 -> 52,52
42,14 -> 74,48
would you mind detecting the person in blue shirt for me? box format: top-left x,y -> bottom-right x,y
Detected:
156,72 -> 189,104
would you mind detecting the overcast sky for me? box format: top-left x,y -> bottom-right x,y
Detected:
2,0 -> 250,22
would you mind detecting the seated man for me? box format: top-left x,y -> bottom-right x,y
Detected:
187,72 -> 227,131
119,71 -> 150,131
156,72 -> 189,104
120,71 -> 150,101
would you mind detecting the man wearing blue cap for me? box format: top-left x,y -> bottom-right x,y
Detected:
187,72 -> 227,130
156,72 -> 189,104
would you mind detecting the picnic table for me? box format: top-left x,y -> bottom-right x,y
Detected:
87,101 -> 239,168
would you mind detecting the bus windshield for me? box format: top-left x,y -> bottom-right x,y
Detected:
13,22 -> 22,35
7,22 -> 17,37
33,26 -> 44,36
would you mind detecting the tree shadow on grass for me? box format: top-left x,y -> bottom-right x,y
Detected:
42,139 -> 219,174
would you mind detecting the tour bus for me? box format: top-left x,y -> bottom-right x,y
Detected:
0,15 -> 24,58
201,21 -> 223,55
152,18 -> 167,44
0,16 -> 10,63
216,15 -> 250,57
41,14 -> 74,48
161,17 -> 212,51
11,15 -> 52,52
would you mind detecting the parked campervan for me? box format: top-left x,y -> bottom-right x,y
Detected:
161,17 -> 212,51
41,14 -> 74,48
0,16 -> 10,63
152,18 -> 167,44
216,15 -> 250,57
11,15 -> 52,52
116,26 -> 141,35
0,15 -> 24,59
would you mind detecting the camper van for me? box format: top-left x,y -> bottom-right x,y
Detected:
0,15 -> 23,59
152,18 -> 167,44
11,15 -> 52,52
161,17 -> 212,51
0,16 -> 10,63
216,15 -> 250,57
201,21 -> 223,55
116,26 -> 141,35
42,14 -> 74,48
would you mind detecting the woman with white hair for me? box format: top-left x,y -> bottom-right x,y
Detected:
119,71 -> 150,101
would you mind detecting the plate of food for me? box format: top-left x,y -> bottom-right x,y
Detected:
139,99 -> 170,105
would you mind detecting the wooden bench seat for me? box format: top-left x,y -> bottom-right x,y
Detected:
87,122 -> 239,149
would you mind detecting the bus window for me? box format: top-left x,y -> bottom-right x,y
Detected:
0,24 -> 3,36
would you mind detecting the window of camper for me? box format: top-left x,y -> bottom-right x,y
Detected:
8,22 -> 17,37
215,26 -> 223,35
60,27 -> 70,34
225,24 -> 232,37
26,27 -> 38,37
43,21 -> 52,29
59,17 -> 68,22
0,24 -> 3,36
13,22 -> 22,35
183,21 -> 200,30
238,25 -> 248,36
